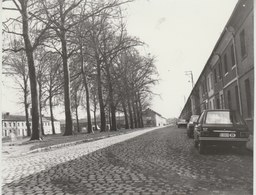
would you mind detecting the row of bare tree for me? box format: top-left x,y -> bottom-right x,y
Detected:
2,0 -> 158,140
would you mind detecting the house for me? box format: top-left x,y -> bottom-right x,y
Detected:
2,112 -> 61,137
42,116 -> 61,135
179,0 -> 254,146
143,108 -> 167,127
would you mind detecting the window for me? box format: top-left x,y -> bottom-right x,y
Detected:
240,29 -> 247,58
231,44 -> 236,66
211,74 -> 214,89
207,77 -> 210,92
227,90 -> 232,109
235,86 -> 240,113
216,98 -> 220,109
220,94 -> 224,109
218,62 -> 222,79
4,122 -> 6,127
9,123 -> 11,127
206,111 -> 232,124
13,123 -> 16,127
205,111 -> 244,125
223,54 -> 228,74
245,79 -> 252,117
214,69 -> 217,83
18,122 -> 20,126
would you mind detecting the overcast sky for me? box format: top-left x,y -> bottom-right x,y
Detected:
2,0 -> 238,119
125,0 -> 238,118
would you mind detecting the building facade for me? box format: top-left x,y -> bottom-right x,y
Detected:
143,108 -> 167,127
2,113 -> 61,137
180,0 -> 254,134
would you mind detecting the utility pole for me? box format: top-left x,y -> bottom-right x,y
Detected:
185,71 -> 194,89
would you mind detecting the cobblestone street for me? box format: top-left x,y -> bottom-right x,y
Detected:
2,126 -> 253,195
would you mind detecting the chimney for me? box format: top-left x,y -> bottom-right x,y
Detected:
6,112 -> 10,116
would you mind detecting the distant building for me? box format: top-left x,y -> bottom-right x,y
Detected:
2,112 -> 61,137
143,108 -> 167,127
42,116 -> 61,135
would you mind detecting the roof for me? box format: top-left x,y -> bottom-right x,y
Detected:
144,108 -> 166,119
2,113 -> 59,122
43,116 -> 58,121
2,114 -> 30,121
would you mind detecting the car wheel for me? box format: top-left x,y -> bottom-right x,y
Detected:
198,141 -> 206,154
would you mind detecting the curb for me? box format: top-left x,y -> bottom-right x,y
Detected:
21,131 -> 133,155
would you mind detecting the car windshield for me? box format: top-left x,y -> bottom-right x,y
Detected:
205,111 -> 245,125
179,119 -> 186,122
190,115 -> 199,122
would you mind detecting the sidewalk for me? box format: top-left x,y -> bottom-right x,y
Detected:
2,127 -> 153,158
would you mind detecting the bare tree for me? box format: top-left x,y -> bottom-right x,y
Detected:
3,0 -> 51,140
42,51 -> 64,135
3,50 -> 32,136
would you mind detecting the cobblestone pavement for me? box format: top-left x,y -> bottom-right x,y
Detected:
2,126 -> 253,195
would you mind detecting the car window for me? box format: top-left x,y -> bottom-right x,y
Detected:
190,115 -> 199,122
206,111 -> 232,124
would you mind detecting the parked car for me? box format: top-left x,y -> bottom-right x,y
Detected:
177,118 -> 188,128
187,115 -> 199,138
194,109 -> 249,154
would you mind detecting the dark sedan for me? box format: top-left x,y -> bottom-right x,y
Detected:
194,109 -> 249,154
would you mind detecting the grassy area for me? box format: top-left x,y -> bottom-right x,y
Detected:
12,128 -> 145,151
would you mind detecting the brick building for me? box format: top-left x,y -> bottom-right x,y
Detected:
180,0 -> 254,135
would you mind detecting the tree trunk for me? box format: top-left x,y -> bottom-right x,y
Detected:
122,100 -> 129,129
39,83 -> 45,136
80,46 -> 92,133
21,2 -> 40,140
105,60 -> 117,131
49,91 -> 56,134
75,105 -> 80,133
94,109 -> 97,131
93,95 -> 98,131
135,93 -> 142,128
131,95 -> 138,128
127,99 -> 134,129
61,35 -> 73,136
96,60 -> 106,132
138,94 -> 144,128
24,83 -> 31,136
40,112 -> 45,136
108,108 -> 112,130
